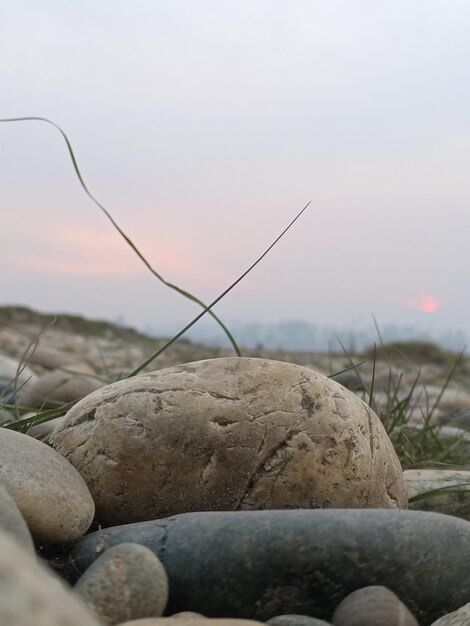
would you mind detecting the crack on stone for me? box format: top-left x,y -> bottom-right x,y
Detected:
205,391 -> 239,401
91,387 -> 190,410
151,521 -> 170,558
257,428 -> 268,454
74,452 -> 95,473
61,436 -> 89,459
385,471 -> 399,507
112,414 -> 146,434
72,446 -> 117,473
95,449 -> 118,465
201,450 -> 218,486
152,395 -> 163,413
60,407 -> 97,431
331,392 -> 348,420
260,408 -> 296,419
210,415 -> 241,429
342,437 -> 356,467
236,428 -> 300,509
299,373 -> 316,417
251,470 -> 284,509
367,412 -> 374,458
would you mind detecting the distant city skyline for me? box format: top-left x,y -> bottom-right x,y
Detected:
2,1 -> 469,340
141,317 -> 469,353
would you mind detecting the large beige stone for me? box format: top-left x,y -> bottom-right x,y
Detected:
50,358 -> 407,526
0,428 -> 95,542
0,529 -> 102,626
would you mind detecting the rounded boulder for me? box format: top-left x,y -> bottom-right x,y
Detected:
75,542 -> 168,624
50,357 -> 407,526
0,428 -> 95,542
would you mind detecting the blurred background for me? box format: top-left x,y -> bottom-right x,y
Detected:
2,1 -> 469,350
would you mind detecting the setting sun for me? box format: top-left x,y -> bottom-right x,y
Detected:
405,295 -> 440,314
420,297 -> 439,313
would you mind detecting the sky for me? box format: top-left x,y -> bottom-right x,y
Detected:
2,1 -> 470,341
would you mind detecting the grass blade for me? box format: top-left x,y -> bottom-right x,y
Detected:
0,116 -> 241,355
2,403 -> 75,433
329,360 -> 367,379
408,482 -> 470,504
128,201 -> 311,376
427,348 -> 465,423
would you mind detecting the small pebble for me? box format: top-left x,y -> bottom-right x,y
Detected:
74,542 -> 169,625
332,586 -> 418,626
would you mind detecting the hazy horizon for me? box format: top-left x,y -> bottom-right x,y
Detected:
2,2 -> 469,342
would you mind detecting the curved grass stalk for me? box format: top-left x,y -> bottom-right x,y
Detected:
408,482 -> 470,504
3,200 -> 311,429
0,116 -> 241,355
128,201 -> 311,376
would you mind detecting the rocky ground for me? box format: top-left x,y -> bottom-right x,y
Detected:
1,305 -> 470,625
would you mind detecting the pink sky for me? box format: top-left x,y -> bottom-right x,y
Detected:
2,1 -> 469,338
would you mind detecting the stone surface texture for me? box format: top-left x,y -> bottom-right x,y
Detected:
0,482 -> 35,552
430,602 -> 470,625
50,358 -> 407,526
55,509 -> 470,625
0,427 -> 95,542
0,528 -> 102,626
332,585 -> 418,626
75,542 -> 168,625
405,469 -> 470,520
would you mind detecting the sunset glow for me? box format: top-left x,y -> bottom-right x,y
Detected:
405,295 -> 440,314
420,297 -> 439,313
10,226 -> 234,287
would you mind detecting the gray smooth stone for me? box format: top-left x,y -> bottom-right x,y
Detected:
268,616 -> 332,626
50,509 -> 470,625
